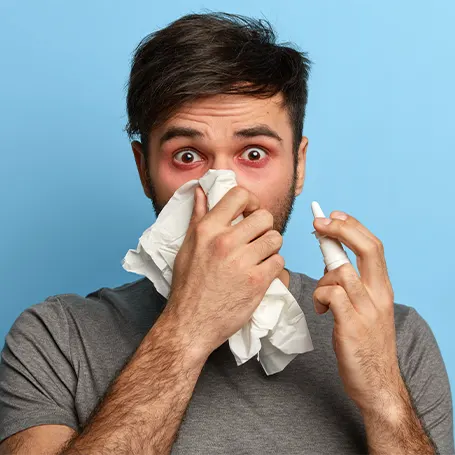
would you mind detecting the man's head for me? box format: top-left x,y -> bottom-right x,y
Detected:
126,12 -> 311,235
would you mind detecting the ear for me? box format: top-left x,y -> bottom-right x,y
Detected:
294,136 -> 308,196
131,140 -> 152,199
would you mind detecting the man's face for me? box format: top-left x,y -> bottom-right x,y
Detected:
132,92 -> 308,235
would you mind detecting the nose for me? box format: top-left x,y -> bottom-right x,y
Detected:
210,156 -> 248,190
211,155 -> 233,172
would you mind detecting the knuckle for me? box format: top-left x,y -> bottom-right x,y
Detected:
256,208 -> 274,226
194,221 -> 210,238
312,288 -> 322,301
229,253 -> 243,271
332,219 -> 346,234
337,264 -> 356,285
213,233 -> 233,255
247,270 -> 263,287
362,238 -> 379,255
331,285 -> 346,301
233,186 -> 249,201
367,236 -> 383,254
337,263 -> 351,277
267,229 -> 283,246
265,212 -> 274,228
274,254 -> 285,270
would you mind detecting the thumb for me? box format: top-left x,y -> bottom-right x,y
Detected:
189,186 -> 207,227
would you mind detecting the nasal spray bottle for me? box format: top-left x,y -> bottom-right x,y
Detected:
311,201 -> 350,271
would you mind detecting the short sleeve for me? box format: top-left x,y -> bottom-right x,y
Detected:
397,306 -> 454,455
0,297 -> 79,443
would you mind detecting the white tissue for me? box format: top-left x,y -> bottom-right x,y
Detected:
122,169 -> 313,375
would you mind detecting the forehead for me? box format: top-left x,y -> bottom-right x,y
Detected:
156,92 -> 291,134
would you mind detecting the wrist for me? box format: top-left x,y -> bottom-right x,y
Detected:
358,377 -> 410,422
359,377 -> 436,454
154,301 -> 212,367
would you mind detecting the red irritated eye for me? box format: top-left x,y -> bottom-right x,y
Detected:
172,147 -> 269,168
239,147 -> 268,163
173,150 -> 203,165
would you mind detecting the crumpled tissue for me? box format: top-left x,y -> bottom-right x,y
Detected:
122,169 -> 313,375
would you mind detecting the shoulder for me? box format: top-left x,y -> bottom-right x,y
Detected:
8,277 -> 160,341
392,303 -> 443,363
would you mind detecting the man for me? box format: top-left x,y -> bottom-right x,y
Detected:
0,12 -> 453,455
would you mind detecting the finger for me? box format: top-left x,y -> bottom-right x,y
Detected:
329,212 -> 392,297
317,263 -> 375,315
313,214 -> 390,294
313,285 -> 358,326
245,229 -> 283,266
254,253 -> 285,289
232,208 -> 274,245
188,186 -> 208,229
204,186 -> 260,227
331,211 -> 375,239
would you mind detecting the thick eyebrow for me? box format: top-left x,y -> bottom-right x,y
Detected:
159,124 -> 283,147
234,125 -> 283,143
159,126 -> 203,146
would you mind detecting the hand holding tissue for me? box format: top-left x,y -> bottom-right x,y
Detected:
122,169 -> 313,375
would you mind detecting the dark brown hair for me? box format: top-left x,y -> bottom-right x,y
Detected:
125,12 -> 312,168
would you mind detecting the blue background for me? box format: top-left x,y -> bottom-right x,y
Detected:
1,0 -> 453,418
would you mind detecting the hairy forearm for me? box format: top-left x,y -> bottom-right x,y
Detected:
361,378 -> 437,455
60,306 -> 208,455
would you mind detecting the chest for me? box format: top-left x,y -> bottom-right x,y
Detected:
75,324 -> 368,455
172,351 -> 368,454
74,338 -> 367,454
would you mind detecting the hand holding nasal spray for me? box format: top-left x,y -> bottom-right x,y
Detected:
311,201 -> 350,271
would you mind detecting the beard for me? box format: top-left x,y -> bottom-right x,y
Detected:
146,169 -> 298,236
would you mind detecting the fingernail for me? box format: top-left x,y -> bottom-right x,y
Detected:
316,217 -> 332,225
331,211 -> 348,221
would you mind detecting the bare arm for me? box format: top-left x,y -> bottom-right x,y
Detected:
59,186 -> 280,455
1,186 -> 283,455
60,306 -> 208,455
361,378 -> 437,455
0,307 -> 205,455
0,425 -> 76,455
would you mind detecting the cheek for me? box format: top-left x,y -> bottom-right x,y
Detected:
236,163 -> 291,205
152,154 -> 293,207
258,185 -> 290,216
151,160 -> 196,202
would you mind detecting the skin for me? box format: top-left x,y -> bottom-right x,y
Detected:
129,91 -> 435,452
131,92 -> 309,288
312,213 -> 436,453
0,92 -> 436,454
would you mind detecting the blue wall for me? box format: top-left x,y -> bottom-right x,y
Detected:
1,0 -> 453,414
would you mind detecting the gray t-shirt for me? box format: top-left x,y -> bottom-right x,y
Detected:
0,270 -> 453,454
